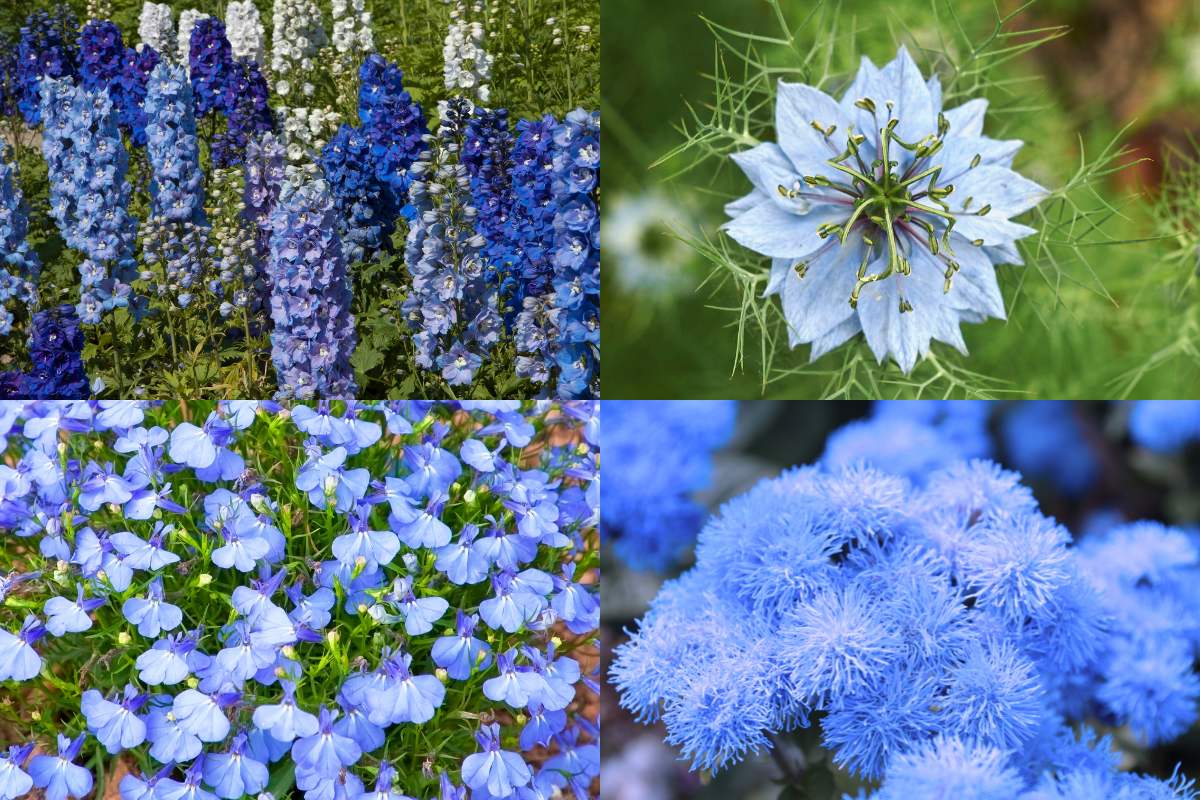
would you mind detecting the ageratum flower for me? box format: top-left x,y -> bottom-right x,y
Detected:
266,179 -> 358,398
724,47 -> 1047,373
1128,400 -> 1200,452
0,147 -> 41,338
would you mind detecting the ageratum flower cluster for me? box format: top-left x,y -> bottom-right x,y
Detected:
0,147 -> 41,337
603,401 -> 737,571
613,444 -> 1200,796
724,47 -> 1048,373
266,179 -> 359,398
0,400 -> 599,800
40,76 -> 142,324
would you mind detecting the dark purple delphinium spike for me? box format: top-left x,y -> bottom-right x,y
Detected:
462,106 -> 518,320
189,17 -> 237,118
114,45 -> 161,147
21,304 -> 90,399
212,60 -> 274,169
78,20 -> 125,92
356,55 -> 428,213
15,7 -> 79,125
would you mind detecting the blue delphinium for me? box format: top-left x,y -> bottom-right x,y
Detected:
243,131 -> 287,301
20,305 -> 90,399
15,8 -> 79,126
614,449 -> 1199,795
0,146 -> 41,338
78,21 -> 125,91
266,179 -> 359,398
113,45 -> 161,147
402,98 -> 503,387
39,76 -> 141,324
1000,400 -> 1099,496
357,55 -> 429,214
188,17 -> 237,118
212,60 -> 274,169
320,124 -> 393,263
1128,400 -> 1200,452
603,400 -> 738,571
723,46 -> 1047,373
546,109 -> 601,398
463,106 -> 518,307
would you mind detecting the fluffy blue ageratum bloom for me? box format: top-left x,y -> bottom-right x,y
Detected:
824,400 -> 992,484
1001,400 -> 1099,495
402,98 -> 502,387
0,147 -> 41,338
602,400 -> 737,571
39,76 -> 141,324
613,456 -> 1133,784
1128,400 -> 1200,452
15,8 -> 78,126
724,47 -> 1048,373
547,108 -> 601,398
266,178 -> 359,399
874,735 -> 1024,800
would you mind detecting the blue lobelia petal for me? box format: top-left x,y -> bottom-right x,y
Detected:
168,423 -> 218,469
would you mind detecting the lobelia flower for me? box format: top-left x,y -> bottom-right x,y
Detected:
432,610 -> 492,680
266,178 -> 359,398
138,3 -> 174,55
359,762 -> 413,800
0,743 -> 34,800
252,680 -> 319,742
0,614 -> 45,681
291,705 -> 362,778
723,46 -> 1048,373
43,583 -> 105,636
122,576 -> 184,637
81,684 -> 149,754
203,731 -> 269,799
136,630 -> 209,685
225,0 -> 265,64
461,723 -> 532,797
27,734 -> 92,800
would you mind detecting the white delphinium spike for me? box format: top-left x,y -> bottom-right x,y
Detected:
443,2 -> 493,104
177,9 -> 211,63
271,0 -> 328,97
331,0 -> 373,76
226,1 -> 266,65
138,2 -> 174,56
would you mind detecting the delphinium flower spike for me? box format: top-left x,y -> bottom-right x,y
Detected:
15,8 -> 79,126
723,47 -> 1048,373
0,146 -> 41,339
137,2 -> 174,55
225,1 -> 265,64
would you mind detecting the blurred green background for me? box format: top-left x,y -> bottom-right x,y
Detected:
601,0 -> 1200,399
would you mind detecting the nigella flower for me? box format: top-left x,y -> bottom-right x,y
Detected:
43,583 -> 105,636
723,47 -> 1047,373
27,734 -> 91,800
0,743 -> 34,800
0,614 -> 45,681
266,178 -> 359,399
80,684 -> 149,754
461,723 -> 532,797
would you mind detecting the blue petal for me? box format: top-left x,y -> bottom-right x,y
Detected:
723,200 -> 845,259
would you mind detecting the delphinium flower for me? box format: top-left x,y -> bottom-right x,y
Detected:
1128,400 -> 1200,452
176,9 -> 210,64
320,124 -> 394,263
723,47 -> 1047,373
137,2 -> 173,56
243,131 -> 288,297
356,54 -> 429,216
270,0 -> 328,99
331,0 -> 373,77
189,17 -> 238,118
0,46 -> 17,119
823,400 -> 993,483
613,449 -> 1199,795
15,7 -> 79,125
213,60 -> 274,170
463,107 -> 518,314
39,77 -> 142,324
278,105 -> 342,185
266,179 -> 358,398
86,0 -> 113,23
78,20 -> 126,94
208,163 -> 265,329
20,305 -> 91,399
225,0 -> 266,64
142,61 -> 209,309
403,98 -> 503,386
443,1 -> 493,104
603,400 -> 737,570
1000,400 -> 1099,496
113,44 -> 162,147
546,108 -> 601,398
0,146 -> 41,338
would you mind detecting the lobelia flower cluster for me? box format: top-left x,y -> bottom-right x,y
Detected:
40,75 -> 143,324
141,62 -> 209,310
613,416 -> 1200,798
724,47 -> 1048,373
0,146 -> 41,338
0,400 -> 599,800
404,98 -> 503,387
0,305 -> 90,400
443,2 -> 494,105
603,401 -> 738,571
266,179 -> 359,398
